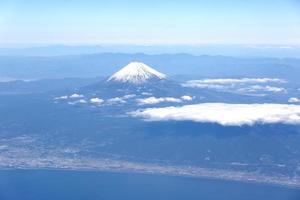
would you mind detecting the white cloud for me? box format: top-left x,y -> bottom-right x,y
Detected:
181,95 -> 194,101
122,94 -> 136,99
130,103 -> 300,126
69,93 -> 84,98
107,97 -> 126,104
90,98 -> 104,104
183,78 -> 285,86
137,96 -> 193,105
238,85 -> 286,93
68,99 -> 87,105
288,97 -> 300,103
78,99 -> 87,103
182,78 -> 286,96
261,86 -> 285,93
247,45 -> 295,50
102,95 -> 135,105
182,83 -> 226,89
141,92 -> 152,96
137,97 -> 182,105
0,77 -> 37,82
54,95 -> 68,100
279,46 -> 295,49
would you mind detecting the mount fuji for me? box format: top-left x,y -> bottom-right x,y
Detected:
107,62 -> 166,84
81,62 -> 184,97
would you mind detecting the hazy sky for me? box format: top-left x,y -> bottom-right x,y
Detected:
0,0 -> 299,45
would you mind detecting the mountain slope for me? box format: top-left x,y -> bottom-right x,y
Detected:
107,62 -> 166,84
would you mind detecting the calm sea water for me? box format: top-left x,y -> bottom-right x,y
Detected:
0,170 -> 299,200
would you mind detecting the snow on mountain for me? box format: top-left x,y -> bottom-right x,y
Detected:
107,62 -> 166,84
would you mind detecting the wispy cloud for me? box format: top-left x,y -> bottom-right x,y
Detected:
137,97 -> 182,105
141,92 -> 152,96
90,98 -> 104,104
181,95 -> 194,101
68,99 -> 87,105
130,103 -> 300,126
238,85 -> 286,93
122,94 -> 136,99
137,96 -> 194,105
55,93 -> 84,101
288,97 -> 300,103
54,95 -> 68,100
69,93 -> 84,98
182,78 -> 285,87
182,78 -> 286,96
107,97 -> 126,104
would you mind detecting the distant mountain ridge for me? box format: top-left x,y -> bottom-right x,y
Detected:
1,53 -> 300,81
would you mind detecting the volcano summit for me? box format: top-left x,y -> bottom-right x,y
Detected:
107,62 -> 166,84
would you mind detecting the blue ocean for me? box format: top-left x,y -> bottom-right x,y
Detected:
0,170 -> 299,200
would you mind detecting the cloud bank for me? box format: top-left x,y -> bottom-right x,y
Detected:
182,78 -> 285,87
137,97 -> 182,105
68,99 -> 87,105
90,98 -> 104,104
288,97 -> 300,103
54,95 -> 68,100
141,92 -> 152,96
107,97 -> 126,104
130,103 -> 300,126
182,78 -> 286,96
238,85 -> 286,93
69,93 -> 84,98
122,94 -> 136,99
54,93 -> 85,100
181,95 -> 193,101
137,96 -> 194,105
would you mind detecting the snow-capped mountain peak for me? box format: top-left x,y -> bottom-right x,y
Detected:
107,62 -> 166,84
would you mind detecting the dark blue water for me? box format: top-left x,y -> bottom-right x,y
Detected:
0,170 -> 299,200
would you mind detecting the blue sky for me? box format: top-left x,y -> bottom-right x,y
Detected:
0,0 -> 299,45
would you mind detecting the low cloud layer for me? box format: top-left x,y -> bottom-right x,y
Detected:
288,97 -> 300,103
54,93 -> 84,100
68,99 -> 87,105
183,78 -> 285,87
182,78 -> 286,96
69,93 -> 84,98
238,85 -> 286,93
54,95 -> 68,100
136,95 -> 193,105
181,95 -> 193,101
122,94 -> 136,99
141,92 -> 152,96
130,103 -> 300,126
90,98 -> 104,104
107,97 -> 126,104
137,97 -> 182,105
